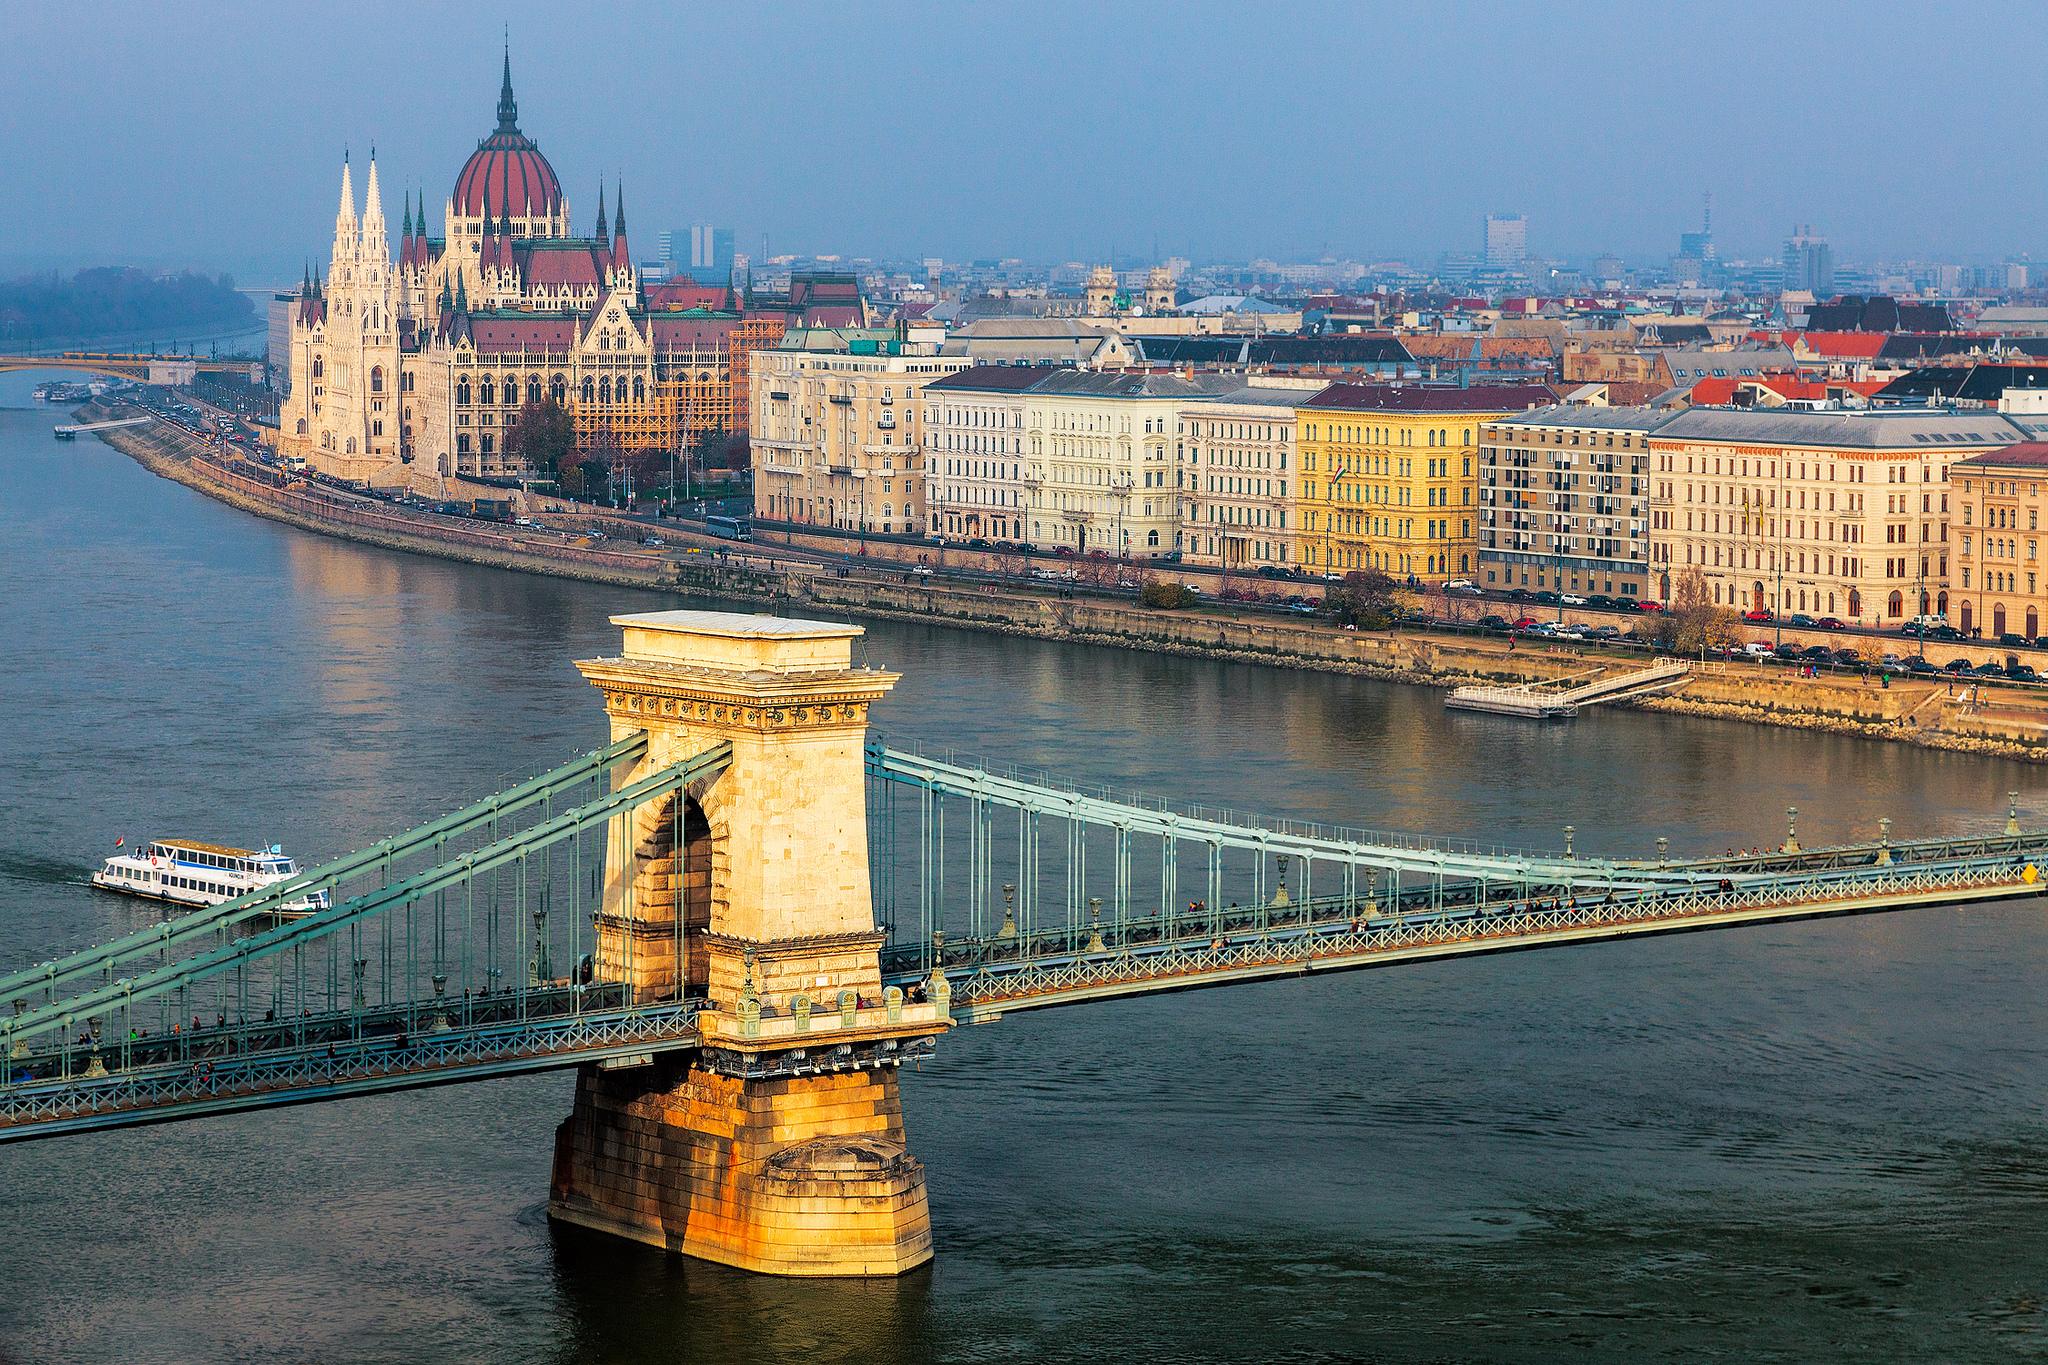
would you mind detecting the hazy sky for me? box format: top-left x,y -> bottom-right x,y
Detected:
3,0 -> 2037,285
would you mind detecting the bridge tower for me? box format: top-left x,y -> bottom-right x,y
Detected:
551,610 -> 947,1276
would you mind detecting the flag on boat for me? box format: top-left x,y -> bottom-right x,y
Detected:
113,837 -> 124,848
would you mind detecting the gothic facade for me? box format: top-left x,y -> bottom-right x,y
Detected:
279,55 -> 820,485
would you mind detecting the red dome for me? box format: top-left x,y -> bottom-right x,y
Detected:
450,53 -> 562,219
453,131 -> 562,219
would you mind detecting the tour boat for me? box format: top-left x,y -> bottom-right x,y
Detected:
92,839 -> 329,917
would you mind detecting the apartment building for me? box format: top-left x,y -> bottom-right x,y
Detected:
1949,443 -> 2048,640
1647,407 -> 2021,624
1176,384 -> 1319,570
922,366 -> 1043,543
1023,370 -> 1235,556
1478,406 -> 1664,599
750,335 -> 965,538
1297,383 -> 1554,580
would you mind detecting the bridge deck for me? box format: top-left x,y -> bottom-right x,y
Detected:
886,852 -> 2044,1019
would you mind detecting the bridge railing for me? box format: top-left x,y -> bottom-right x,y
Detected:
0,734 -> 649,1012
907,850 -> 2044,1014
1,742 -> 732,1089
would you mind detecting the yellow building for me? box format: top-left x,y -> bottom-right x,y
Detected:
1296,383 -> 1553,580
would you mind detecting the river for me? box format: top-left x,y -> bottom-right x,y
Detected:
1,371 -> 2045,1362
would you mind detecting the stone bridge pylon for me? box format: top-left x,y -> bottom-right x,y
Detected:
549,610 -> 949,1276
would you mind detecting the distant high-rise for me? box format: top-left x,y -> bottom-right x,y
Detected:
667,224 -> 735,285
1484,214 -> 1528,268
1781,224 -> 1835,295
1678,191 -> 1716,263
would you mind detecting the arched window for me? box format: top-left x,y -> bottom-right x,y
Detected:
456,378 -> 471,405
633,375 -> 645,401
581,377 -> 595,403
480,377 -> 495,406
294,418 -> 306,435
527,376 -> 542,404
551,374 -> 566,403
599,377 -> 612,403
1147,529 -> 1160,547
503,376 -> 518,405
312,356 -> 324,379
1887,590 -> 1903,619
345,437 -> 356,454
369,366 -> 384,394
1849,589 -> 1862,617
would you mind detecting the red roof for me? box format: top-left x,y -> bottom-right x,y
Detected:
1687,373 -> 1889,405
1303,382 -> 1555,412
518,245 -> 603,287
1953,443 -> 2048,470
647,282 -> 729,310
1795,331 -> 1887,359
648,316 -> 740,347
469,317 -> 577,353
453,133 -> 563,219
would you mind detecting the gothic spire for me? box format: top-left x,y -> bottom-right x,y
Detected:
594,181 -> 609,246
496,42 -> 519,133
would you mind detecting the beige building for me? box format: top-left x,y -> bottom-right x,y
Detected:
750,336 -> 964,539
1022,370 -> 1234,557
1478,406 -> 1662,600
1949,444 -> 2048,640
1176,384 -> 1321,570
1647,407 -> 2023,624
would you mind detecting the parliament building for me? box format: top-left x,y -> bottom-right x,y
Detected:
279,53 -> 862,485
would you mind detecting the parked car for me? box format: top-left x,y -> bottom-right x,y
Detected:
1478,615 -> 1510,631
1814,617 -> 1847,631
1942,658 -> 1976,675
1635,601 -> 1666,613
1832,649 -> 1863,667
1927,625 -> 1962,641
1559,593 -> 1588,606
1587,624 -> 1621,640
1788,613 -> 1817,628
1510,616 -> 1540,630
1800,644 -> 1834,661
2009,664 -> 2040,683
1742,608 -> 1774,623
1742,641 -> 1774,658
1905,657 -> 1939,675
1774,642 -> 1805,659
1532,591 -> 1562,606
2000,632 -> 2028,648
1445,578 -> 1476,591
1975,662 -> 2009,679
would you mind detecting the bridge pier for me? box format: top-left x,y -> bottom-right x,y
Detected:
549,1052 -> 932,1276
556,610 -> 946,1276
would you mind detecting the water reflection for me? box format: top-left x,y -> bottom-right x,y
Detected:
549,1220 -> 937,1364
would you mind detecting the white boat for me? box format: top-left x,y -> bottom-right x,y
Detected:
92,839 -> 329,918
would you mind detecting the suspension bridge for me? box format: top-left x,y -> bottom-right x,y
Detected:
2,609 -> 2042,1276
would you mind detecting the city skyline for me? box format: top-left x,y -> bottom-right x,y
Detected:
7,0 -> 2048,282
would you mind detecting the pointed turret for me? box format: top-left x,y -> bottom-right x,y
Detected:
360,152 -> 390,266
609,183 -> 631,274
335,153 -> 357,233
594,181 -> 609,248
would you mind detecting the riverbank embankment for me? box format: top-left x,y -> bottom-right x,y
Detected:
86,404 -> 2048,762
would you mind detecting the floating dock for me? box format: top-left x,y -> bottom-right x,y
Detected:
52,417 -> 153,441
1447,659 -> 1691,719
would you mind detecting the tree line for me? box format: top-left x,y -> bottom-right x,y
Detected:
501,398 -> 750,501
0,267 -> 252,344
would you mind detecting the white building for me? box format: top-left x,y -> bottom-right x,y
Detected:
1177,383 -> 1322,569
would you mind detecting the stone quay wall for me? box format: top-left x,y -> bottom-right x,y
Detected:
89,405 -> 2048,762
